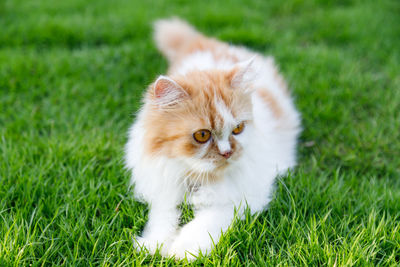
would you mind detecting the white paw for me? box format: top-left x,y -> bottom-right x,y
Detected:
168,234 -> 210,260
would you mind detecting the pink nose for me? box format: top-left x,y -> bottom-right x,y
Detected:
220,150 -> 233,159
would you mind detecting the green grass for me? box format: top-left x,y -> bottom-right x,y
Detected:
1,0 -> 399,265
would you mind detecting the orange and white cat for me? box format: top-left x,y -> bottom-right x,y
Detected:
125,18 -> 301,260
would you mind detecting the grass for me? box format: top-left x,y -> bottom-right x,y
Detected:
1,0 -> 399,265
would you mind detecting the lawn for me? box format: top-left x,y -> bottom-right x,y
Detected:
1,0 -> 399,265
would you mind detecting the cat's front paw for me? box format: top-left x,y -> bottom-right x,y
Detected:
168,240 -> 198,260
134,236 -> 167,255
168,234 -> 209,260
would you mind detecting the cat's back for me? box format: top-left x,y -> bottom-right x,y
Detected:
154,18 -> 299,128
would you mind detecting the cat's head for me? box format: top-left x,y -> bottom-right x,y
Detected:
142,62 -> 255,174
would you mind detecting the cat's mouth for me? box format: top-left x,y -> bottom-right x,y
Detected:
183,159 -> 225,173
206,158 -> 234,172
213,158 -> 230,167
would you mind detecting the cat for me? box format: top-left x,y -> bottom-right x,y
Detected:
125,18 -> 301,260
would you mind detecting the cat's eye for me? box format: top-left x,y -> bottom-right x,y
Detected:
193,129 -> 211,143
232,122 -> 245,135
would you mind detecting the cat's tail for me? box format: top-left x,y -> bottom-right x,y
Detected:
153,18 -> 203,63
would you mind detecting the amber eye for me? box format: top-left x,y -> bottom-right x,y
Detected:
193,129 -> 211,143
232,122 -> 245,135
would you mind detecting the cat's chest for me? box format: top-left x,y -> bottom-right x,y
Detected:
183,171 -> 229,207
184,171 -> 224,192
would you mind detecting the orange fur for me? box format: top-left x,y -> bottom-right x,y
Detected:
157,21 -> 240,74
181,37 -> 239,63
256,89 -> 283,118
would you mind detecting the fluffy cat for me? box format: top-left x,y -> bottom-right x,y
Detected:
125,18 -> 301,260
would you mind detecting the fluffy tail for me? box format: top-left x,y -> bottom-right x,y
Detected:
153,18 -> 202,63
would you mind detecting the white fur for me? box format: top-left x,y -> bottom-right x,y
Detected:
214,99 -> 236,154
125,19 -> 301,260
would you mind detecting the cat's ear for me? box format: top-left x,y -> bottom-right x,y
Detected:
228,57 -> 257,91
151,75 -> 188,106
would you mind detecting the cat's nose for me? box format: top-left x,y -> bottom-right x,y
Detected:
219,150 -> 233,159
